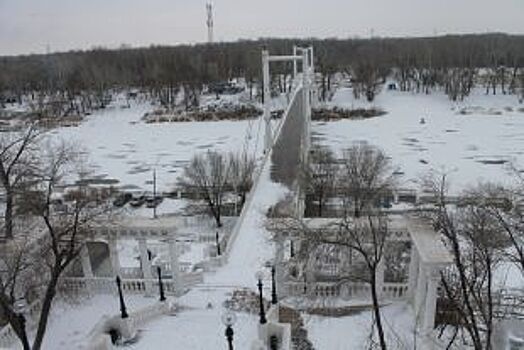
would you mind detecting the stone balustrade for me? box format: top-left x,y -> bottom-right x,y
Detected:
60,271 -> 204,296
285,281 -> 410,301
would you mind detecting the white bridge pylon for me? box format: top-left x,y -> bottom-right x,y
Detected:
262,45 -> 317,154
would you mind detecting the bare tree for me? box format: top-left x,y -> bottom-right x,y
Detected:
339,214 -> 390,350
181,151 -> 231,227
423,175 -> 506,350
228,151 -> 256,209
0,126 -> 40,239
0,141 -> 110,350
339,143 -> 395,218
300,146 -> 337,217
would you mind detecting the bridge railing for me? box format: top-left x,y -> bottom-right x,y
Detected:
222,83 -> 305,262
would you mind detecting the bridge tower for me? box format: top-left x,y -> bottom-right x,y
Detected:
262,46 -> 315,153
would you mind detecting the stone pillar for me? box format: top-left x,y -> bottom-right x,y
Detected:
408,243 -> 419,301
292,46 -> 298,79
414,262 -> 427,322
80,244 -> 93,278
169,237 -> 183,296
80,244 -> 93,293
376,258 -> 385,299
138,238 -> 153,296
275,237 -> 285,298
302,48 -> 311,164
309,46 -> 314,71
423,267 -> 440,335
108,236 -> 120,277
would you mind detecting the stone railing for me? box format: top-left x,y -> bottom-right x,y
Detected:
382,282 -> 409,299
155,261 -> 194,274
286,281 -> 409,301
60,271 -> 204,296
119,267 -> 142,279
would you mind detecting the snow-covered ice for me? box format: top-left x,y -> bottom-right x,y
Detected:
50,100 -> 268,192
318,88 -> 524,194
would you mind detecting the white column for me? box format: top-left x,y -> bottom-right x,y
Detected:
80,244 -> 93,278
302,48 -> 311,163
275,237 -> 285,298
309,46 -> 314,72
108,237 -> 120,277
169,237 -> 184,296
414,262 -> 427,322
423,267 -> 440,335
138,238 -> 153,296
376,258 -> 385,299
292,46 -> 298,79
309,46 -> 319,109
262,49 -> 272,152
407,243 -> 419,301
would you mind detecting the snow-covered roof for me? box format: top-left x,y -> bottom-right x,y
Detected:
405,216 -> 453,265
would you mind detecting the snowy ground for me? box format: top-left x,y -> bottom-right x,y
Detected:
306,303 -> 417,350
136,290 -> 259,350
42,295 -> 152,350
318,88 -> 524,194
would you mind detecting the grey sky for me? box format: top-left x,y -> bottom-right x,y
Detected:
1,0 -> 523,56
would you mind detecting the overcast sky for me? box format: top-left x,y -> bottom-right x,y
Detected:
1,0 -> 523,56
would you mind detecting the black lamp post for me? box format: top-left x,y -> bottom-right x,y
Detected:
157,266 -> 166,302
255,271 -> 267,324
116,276 -> 128,319
216,231 -> 221,256
271,265 -> 278,305
222,311 -> 237,350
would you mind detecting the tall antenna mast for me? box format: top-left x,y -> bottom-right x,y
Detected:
206,2 -> 214,43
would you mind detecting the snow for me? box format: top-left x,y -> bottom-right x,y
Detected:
136,290 -> 258,350
306,303 -> 417,350
318,88 -> 524,194
42,294 -> 152,350
125,198 -> 188,218
49,99 -> 268,193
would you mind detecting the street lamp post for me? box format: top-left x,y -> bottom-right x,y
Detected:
216,231 -> 221,256
116,276 -> 129,319
222,311 -> 237,350
255,271 -> 267,324
271,265 -> 278,305
157,266 -> 166,302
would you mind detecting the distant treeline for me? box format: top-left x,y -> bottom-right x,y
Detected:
1,33 -> 523,107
